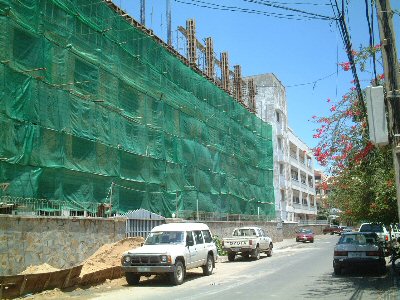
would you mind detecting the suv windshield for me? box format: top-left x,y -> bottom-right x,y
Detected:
145,231 -> 185,245
359,224 -> 384,232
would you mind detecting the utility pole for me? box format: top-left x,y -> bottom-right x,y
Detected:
166,0 -> 172,46
140,0 -> 145,25
376,0 -> 400,221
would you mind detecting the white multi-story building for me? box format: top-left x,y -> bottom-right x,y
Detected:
245,73 -> 317,222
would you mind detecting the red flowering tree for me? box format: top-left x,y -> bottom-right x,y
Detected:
312,45 -> 398,225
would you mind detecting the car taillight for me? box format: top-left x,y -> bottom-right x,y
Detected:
366,251 -> 380,256
334,251 -> 348,256
385,235 -> 388,241
249,240 -> 253,246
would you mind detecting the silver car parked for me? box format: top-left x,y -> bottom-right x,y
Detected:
333,232 -> 386,275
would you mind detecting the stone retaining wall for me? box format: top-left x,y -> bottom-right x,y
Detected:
0,215 -> 126,276
0,215 -> 325,276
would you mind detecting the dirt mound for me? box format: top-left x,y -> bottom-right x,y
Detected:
19,263 -> 60,274
80,236 -> 144,276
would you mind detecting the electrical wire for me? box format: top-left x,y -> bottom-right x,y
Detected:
256,71 -> 337,89
365,0 -> 378,85
332,0 -> 365,114
241,0 -> 334,20
248,0 -> 332,6
173,0 -> 335,21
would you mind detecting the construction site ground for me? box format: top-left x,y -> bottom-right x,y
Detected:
7,238 -> 300,299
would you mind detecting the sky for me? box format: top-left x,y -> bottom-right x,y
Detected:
118,0 -> 400,157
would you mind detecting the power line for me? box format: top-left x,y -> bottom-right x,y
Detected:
256,71 -> 337,89
173,0 -> 335,21
250,0 -> 332,6
332,0 -> 365,114
241,0 -> 335,20
365,0 -> 378,85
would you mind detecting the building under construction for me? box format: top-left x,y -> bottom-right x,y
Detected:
0,0 -> 274,219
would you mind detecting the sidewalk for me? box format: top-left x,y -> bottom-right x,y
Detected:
273,237 -> 299,250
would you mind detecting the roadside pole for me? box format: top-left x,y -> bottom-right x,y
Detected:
376,0 -> 400,222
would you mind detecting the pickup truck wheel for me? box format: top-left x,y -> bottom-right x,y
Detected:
228,253 -> 236,262
267,244 -> 273,257
202,254 -> 214,276
334,266 -> 341,275
125,272 -> 140,285
252,247 -> 260,260
170,261 -> 185,285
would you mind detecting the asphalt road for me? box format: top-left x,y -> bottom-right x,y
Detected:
85,235 -> 399,300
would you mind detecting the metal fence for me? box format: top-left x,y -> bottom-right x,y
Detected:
118,209 -> 165,238
0,196 -> 112,217
176,210 -> 277,222
298,219 -> 329,225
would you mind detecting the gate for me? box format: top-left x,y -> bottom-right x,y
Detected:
120,209 -> 165,238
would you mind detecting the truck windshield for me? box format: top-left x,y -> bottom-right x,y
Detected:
145,231 -> 185,245
233,229 -> 256,236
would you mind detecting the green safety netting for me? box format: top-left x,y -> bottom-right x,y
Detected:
0,0 -> 274,218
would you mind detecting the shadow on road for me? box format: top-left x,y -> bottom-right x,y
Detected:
300,267 -> 399,299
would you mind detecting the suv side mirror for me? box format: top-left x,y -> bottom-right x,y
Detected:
186,240 -> 194,247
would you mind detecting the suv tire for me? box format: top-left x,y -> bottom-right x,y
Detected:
202,254 -> 214,276
170,260 -> 185,285
125,272 -> 140,285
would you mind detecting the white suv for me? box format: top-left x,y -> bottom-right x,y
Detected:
121,223 -> 218,285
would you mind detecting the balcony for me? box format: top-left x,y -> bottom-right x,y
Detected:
291,178 -> 300,187
291,203 -> 317,215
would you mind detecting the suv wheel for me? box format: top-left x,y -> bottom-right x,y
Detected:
125,272 -> 140,285
170,260 -> 185,285
202,254 -> 214,276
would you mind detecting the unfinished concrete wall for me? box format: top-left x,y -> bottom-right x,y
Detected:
0,216 -> 126,276
167,219 -> 325,242
205,221 -> 283,242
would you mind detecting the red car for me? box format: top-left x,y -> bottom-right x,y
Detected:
296,229 -> 315,243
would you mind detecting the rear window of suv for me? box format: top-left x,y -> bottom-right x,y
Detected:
359,224 -> 384,232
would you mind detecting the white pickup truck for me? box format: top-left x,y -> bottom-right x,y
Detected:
222,226 -> 273,261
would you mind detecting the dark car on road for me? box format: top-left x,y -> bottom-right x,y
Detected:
333,232 -> 386,275
323,225 -> 343,235
296,229 -> 314,243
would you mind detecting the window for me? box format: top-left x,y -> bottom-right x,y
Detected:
193,230 -> 204,244
186,231 -> 194,245
277,137 -> 282,150
202,230 -> 213,243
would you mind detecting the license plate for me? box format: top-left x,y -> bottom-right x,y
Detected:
348,252 -> 363,258
137,267 -> 151,272
231,248 -> 240,252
